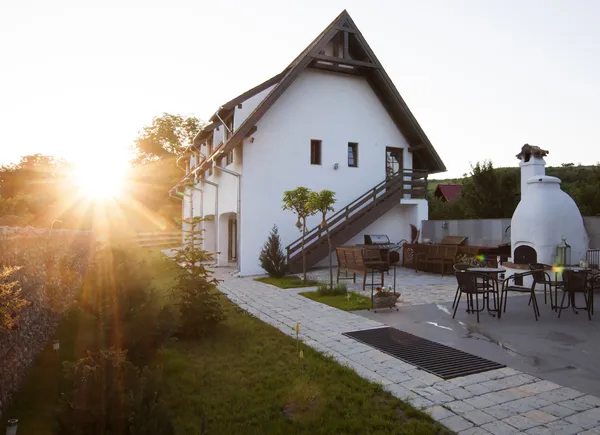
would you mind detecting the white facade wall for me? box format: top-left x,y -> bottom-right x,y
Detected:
315,199 -> 428,267
234,85 -> 276,130
239,69 -> 417,276
191,145 -> 243,263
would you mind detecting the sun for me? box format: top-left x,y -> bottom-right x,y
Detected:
74,162 -> 127,199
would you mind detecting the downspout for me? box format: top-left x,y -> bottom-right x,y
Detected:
216,164 -> 241,274
201,176 -> 219,267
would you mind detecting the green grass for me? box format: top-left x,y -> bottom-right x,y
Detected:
300,291 -> 372,311
2,249 -> 450,435
255,275 -> 319,289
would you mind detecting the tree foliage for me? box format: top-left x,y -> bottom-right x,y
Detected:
429,162 -> 600,220
133,113 -> 201,163
259,225 -> 287,278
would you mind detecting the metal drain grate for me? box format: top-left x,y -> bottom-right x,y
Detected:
343,327 -> 505,380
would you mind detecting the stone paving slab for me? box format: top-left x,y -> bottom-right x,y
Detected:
215,268 -> 600,434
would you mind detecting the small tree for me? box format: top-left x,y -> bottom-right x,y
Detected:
171,216 -> 224,338
282,187 -> 315,282
307,190 -> 336,289
259,225 -> 287,277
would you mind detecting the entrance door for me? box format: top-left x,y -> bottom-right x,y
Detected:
228,218 -> 237,262
386,147 -> 403,178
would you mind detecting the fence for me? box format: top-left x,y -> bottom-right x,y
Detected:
422,217 -> 600,249
96,231 -> 183,251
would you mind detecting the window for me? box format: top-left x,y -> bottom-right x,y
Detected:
348,142 -> 358,167
310,139 -> 322,165
226,150 -> 234,166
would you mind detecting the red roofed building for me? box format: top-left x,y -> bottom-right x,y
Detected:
434,184 -> 462,202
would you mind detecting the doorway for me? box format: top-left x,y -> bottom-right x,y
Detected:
386,147 -> 403,178
228,218 -> 237,262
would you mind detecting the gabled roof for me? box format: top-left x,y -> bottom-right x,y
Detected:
192,9 -> 446,174
434,184 -> 462,202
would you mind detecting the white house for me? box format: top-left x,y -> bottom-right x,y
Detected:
172,10 -> 446,276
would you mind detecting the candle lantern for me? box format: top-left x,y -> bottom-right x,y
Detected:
556,237 -> 571,266
6,419 -> 18,435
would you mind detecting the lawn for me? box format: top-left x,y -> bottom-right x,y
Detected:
2,249 -> 449,435
300,291 -> 372,311
255,275 -> 319,289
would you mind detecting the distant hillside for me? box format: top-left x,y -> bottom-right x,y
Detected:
427,163 -> 600,219
428,164 -> 598,191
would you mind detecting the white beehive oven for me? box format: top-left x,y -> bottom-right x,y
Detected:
510,146 -> 588,266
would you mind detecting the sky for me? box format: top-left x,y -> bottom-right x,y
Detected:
1,0 -> 599,178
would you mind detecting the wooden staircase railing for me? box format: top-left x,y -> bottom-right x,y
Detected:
285,169 -> 428,272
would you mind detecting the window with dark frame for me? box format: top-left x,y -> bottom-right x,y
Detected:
226,150 -> 234,166
348,142 -> 358,167
310,139 -> 322,165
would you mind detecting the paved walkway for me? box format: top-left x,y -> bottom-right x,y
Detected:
217,268 -> 600,435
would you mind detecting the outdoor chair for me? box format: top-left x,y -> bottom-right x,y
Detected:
452,263 -> 487,309
501,271 -> 540,321
560,270 -> 593,321
529,263 -> 560,308
590,272 -> 600,315
453,270 -> 494,323
587,250 -> 600,271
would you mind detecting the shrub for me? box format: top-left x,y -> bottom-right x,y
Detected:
56,349 -> 174,435
170,217 -> 224,339
259,225 -> 287,277
0,266 -> 27,330
83,245 -> 175,367
316,282 -> 347,296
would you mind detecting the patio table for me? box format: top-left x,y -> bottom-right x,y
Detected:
467,267 -> 505,317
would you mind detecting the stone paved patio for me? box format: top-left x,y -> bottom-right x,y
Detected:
216,267 -> 600,435
307,266 -> 460,306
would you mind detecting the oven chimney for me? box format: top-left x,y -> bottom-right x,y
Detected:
516,144 -> 547,198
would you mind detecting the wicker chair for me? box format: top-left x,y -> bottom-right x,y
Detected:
453,270 -> 493,323
560,270 -> 593,320
501,271 -> 540,321
529,263 -> 560,308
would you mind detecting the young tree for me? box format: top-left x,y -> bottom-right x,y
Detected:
259,225 -> 287,277
170,216 -> 224,338
282,187 -> 315,282
307,190 -> 336,289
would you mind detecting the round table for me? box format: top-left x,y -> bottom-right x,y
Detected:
467,267 -> 506,274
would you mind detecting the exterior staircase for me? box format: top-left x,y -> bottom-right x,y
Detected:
285,169 -> 428,273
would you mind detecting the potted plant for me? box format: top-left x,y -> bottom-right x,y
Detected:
371,285 -> 400,312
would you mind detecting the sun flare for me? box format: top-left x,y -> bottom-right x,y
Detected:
74,162 -> 127,199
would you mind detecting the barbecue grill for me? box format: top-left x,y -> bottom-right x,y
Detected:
363,234 -> 405,265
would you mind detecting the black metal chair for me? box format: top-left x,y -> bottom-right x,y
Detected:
529,263 -> 561,309
453,270 -> 494,323
560,270 -> 593,321
501,271 -> 540,321
452,264 -> 488,309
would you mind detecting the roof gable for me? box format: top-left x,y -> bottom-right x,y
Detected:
434,184 -> 462,202
194,10 -> 446,174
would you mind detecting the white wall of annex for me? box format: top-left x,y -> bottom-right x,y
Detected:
240,69 -> 414,276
